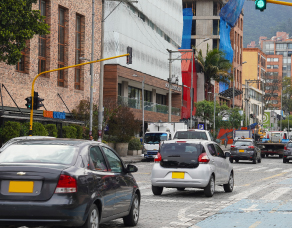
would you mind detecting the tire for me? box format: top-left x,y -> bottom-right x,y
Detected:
223,172 -> 234,193
82,204 -> 99,228
283,158 -> 287,163
204,175 -> 215,197
229,158 -> 233,163
123,194 -> 140,226
235,159 -> 239,163
258,157 -> 261,163
152,185 -> 163,195
253,157 -> 257,164
261,154 -> 265,158
279,154 -> 283,158
177,188 -> 185,191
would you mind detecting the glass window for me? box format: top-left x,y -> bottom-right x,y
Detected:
234,141 -> 252,146
274,65 -> 279,69
75,15 -> 82,90
267,58 -> 271,62
145,133 -> 168,144
58,7 -> 65,87
173,131 -> 208,140
102,147 -> 123,173
16,54 -> 25,73
38,0 -> 47,74
0,144 -> 77,165
89,146 -> 107,171
207,144 -> 217,157
214,144 -> 225,158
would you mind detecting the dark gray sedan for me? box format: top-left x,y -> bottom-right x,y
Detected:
0,138 -> 140,228
230,139 -> 261,164
283,141 -> 292,163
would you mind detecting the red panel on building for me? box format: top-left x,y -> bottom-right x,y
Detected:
180,50 -> 197,119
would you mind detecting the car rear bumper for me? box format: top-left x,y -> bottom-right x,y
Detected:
230,152 -> 255,160
144,151 -> 158,158
151,164 -> 212,188
0,194 -> 87,227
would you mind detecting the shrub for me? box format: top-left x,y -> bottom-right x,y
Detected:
71,125 -> 83,139
20,122 -> 30,136
32,122 -> 48,136
128,138 -> 142,150
62,126 -> 77,139
45,124 -> 58,137
1,121 -> 21,143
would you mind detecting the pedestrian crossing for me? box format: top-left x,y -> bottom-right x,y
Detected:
235,165 -> 292,172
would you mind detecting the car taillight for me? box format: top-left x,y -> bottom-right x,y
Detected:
231,145 -> 236,148
154,152 -> 162,163
176,141 -> 186,143
55,175 -> 77,193
284,146 -> 287,150
248,146 -> 254,149
198,153 -> 210,163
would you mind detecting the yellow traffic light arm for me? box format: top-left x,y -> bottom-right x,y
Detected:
29,53 -> 129,136
267,0 -> 292,6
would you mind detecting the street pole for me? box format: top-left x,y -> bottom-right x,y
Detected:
233,67 -> 235,109
168,50 -> 172,122
288,112 -> 290,136
214,93 -> 216,138
98,0 -> 105,142
281,86 -> 283,131
262,80 -> 264,126
190,50 -> 194,129
245,80 -> 248,127
89,0 -> 95,138
142,77 -> 145,145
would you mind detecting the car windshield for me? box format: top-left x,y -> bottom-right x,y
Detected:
173,131 -> 208,140
144,133 -> 167,144
234,141 -> 252,146
271,133 -> 281,137
0,144 -> 77,165
160,143 -> 202,154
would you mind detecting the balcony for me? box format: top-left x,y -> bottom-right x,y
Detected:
118,96 -> 181,116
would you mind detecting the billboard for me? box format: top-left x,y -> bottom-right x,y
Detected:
263,111 -> 270,129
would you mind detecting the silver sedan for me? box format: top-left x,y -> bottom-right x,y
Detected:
151,140 -> 234,197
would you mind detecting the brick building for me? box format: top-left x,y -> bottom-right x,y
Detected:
0,0 -> 102,121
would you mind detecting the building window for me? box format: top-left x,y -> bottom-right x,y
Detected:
58,7 -> 65,87
144,90 -> 152,102
118,83 -> 122,96
15,52 -> 25,73
192,20 -> 196,35
156,94 -> 166,105
75,15 -> 82,90
213,20 -> 219,35
38,0 -> 47,74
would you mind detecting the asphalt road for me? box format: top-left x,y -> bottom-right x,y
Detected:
101,155 -> 292,228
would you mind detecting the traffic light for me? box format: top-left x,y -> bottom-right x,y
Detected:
33,91 -> 44,110
25,96 -> 32,109
127,46 -> 132,64
255,0 -> 266,11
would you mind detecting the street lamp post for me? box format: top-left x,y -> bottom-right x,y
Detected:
208,91 -> 217,138
133,74 -> 145,144
233,61 -> 247,109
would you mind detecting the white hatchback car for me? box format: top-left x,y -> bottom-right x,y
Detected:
151,139 -> 234,197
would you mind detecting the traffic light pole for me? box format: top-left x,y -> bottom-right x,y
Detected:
267,0 -> 292,6
28,54 -> 129,136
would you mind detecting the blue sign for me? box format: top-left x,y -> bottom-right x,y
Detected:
53,111 -> 66,119
198,124 -> 205,130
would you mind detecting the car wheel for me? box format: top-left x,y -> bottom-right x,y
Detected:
177,188 -> 185,191
261,153 -> 265,158
235,159 -> 239,163
283,158 -> 287,163
223,172 -> 234,193
279,154 -> 283,158
229,158 -> 233,163
204,175 -> 215,197
152,185 -> 163,195
253,157 -> 257,164
123,193 -> 140,226
82,204 -> 99,228
258,157 -> 261,163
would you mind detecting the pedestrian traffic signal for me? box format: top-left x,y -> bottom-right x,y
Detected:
255,0 -> 266,11
127,46 -> 132,64
33,91 -> 44,110
25,96 -> 32,109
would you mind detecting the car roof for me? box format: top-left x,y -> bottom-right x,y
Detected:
235,139 -> 253,142
163,139 -> 211,145
175,129 -> 209,132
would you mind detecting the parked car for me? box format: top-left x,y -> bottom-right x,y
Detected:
229,139 -> 261,164
0,138 -> 140,228
173,129 -> 214,141
151,139 -> 234,197
283,141 -> 292,163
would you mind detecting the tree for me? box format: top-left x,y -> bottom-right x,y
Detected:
263,72 -> 282,110
281,76 -> 292,112
0,0 -> 50,65
196,47 -> 232,93
229,108 -> 243,130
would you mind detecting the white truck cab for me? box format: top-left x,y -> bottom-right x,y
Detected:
173,129 -> 214,141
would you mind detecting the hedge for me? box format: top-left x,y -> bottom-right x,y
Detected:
1,121 -> 21,142
45,124 -> 58,137
62,126 -> 77,139
128,137 -> 142,150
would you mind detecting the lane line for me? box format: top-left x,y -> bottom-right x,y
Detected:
265,168 -> 282,172
249,221 -> 262,228
260,187 -> 291,201
249,167 -> 268,172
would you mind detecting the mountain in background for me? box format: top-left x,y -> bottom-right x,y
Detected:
243,0 -> 292,48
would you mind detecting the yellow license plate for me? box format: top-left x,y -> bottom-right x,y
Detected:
239,150 -> 245,152
172,172 -> 185,179
8,181 -> 34,193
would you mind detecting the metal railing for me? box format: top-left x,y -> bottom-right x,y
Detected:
118,96 -> 181,116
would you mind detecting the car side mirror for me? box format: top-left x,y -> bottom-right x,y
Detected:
225,152 -> 231,158
126,164 -> 138,173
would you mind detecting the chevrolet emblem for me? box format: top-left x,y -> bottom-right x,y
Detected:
17,172 -> 26,175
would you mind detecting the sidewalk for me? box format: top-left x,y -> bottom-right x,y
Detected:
122,144 -> 232,164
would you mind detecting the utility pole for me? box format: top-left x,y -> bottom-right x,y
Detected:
168,50 -> 172,122
190,50 -> 194,129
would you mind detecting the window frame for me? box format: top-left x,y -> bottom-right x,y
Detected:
101,146 -> 124,173
58,7 -> 66,87
75,14 -> 82,90
88,146 -> 109,172
38,0 -> 47,75
15,51 -> 26,73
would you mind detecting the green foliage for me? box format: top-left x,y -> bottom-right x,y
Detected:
1,121 -> 21,142
45,124 -> 58,137
72,100 -> 98,128
20,122 -> 30,136
128,138 -> 142,150
71,125 -> 83,139
62,126 -> 77,139
32,122 -> 48,136
0,0 -> 50,65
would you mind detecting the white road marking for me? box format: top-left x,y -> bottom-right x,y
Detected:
249,167 -> 268,172
240,204 -> 259,212
282,168 -> 292,173
170,206 -> 193,226
235,167 -> 254,171
260,187 -> 291,201
249,221 -> 262,228
265,168 -> 282,172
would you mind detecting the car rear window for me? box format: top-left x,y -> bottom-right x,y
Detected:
173,131 -> 208,140
271,133 -> 281,137
287,143 -> 292,148
160,143 -> 204,168
0,145 -> 77,165
234,141 -> 252,146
